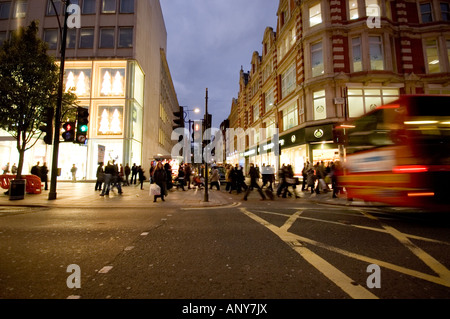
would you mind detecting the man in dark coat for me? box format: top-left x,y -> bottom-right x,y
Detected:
243,163 -> 266,201
40,162 -> 49,191
152,162 -> 167,202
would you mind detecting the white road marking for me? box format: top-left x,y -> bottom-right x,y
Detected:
240,207 -> 378,299
360,210 -> 450,284
98,266 -> 113,274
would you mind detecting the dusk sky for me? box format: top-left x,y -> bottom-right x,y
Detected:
160,0 -> 279,128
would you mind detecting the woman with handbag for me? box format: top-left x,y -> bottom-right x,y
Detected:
152,162 -> 167,202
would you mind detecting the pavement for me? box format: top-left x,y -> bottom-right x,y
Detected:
0,180 -> 387,209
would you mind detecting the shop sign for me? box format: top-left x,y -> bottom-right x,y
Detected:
244,149 -> 256,157
305,124 -> 333,142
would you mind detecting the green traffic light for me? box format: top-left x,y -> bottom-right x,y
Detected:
80,125 -> 88,132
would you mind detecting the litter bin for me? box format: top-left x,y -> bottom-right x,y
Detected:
9,179 -> 26,200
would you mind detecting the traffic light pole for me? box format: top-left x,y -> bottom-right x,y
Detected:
49,1 -> 70,200
204,88 -> 209,202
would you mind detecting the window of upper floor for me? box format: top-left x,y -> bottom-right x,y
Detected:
0,2 -> 11,19
441,1 -> 450,20
420,2 -> 434,22
425,38 -> 441,73
281,63 -> 296,99
366,0 -> 381,17
309,2 -> 322,27
82,0 -> 96,14
120,0 -> 134,13
102,0 -> 116,13
13,0 -> 27,19
349,0 -> 359,19
311,41 -> 324,77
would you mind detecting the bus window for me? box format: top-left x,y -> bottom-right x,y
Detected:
346,109 -> 396,154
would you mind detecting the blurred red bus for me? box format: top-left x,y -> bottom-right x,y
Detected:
336,95 -> 450,211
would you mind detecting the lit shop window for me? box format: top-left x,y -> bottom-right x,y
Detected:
100,68 -> 125,97
65,69 -> 91,97
98,106 -> 124,136
347,88 -> 399,118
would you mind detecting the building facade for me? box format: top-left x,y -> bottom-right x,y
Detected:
227,0 -> 450,176
0,0 -> 180,180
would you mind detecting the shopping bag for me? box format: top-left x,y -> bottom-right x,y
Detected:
150,183 -> 161,196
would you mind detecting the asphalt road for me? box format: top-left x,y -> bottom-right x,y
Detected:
1,196 -> 450,302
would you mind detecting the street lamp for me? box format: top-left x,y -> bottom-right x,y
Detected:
49,0 -> 70,200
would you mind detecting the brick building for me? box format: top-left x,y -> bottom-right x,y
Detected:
227,0 -> 450,175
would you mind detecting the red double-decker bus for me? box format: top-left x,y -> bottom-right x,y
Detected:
336,95 -> 450,211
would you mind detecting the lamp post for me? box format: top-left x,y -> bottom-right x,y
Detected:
204,88 -> 209,202
49,0 -> 70,200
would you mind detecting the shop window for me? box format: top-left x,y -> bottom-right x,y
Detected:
348,0 -> 359,19
64,69 -> 92,97
425,39 -> 441,73
100,28 -> 115,48
44,29 -> 58,50
347,88 -> 399,118
102,0 -> 116,13
311,41 -> 324,77
98,106 -> 124,136
99,68 -> 125,97
420,2 -> 433,22
13,1 -> 27,18
118,27 -> 133,48
313,90 -> 326,120
369,35 -> 384,70
79,28 -> 94,48
0,2 -> 11,19
82,0 -> 96,14
309,3 -> 322,27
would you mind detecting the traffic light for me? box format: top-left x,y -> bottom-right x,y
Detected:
62,122 -> 75,142
76,107 -> 89,144
39,107 -> 54,145
173,109 -> 184,131
203,113 -> 212,143
192,120 -> 201,141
